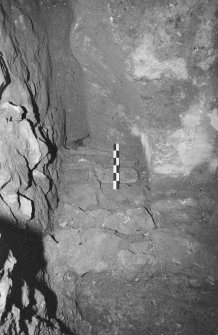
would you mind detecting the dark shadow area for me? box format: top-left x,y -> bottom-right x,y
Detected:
0,51 -> 11,99
0,216 -> 77,335
25,83 -> 41,124
38,123 -> 58,165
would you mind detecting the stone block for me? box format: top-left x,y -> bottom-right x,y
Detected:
103,208 -> 154,234
94,165 -> 138,184
117,249 -> 156,276
151,229 -> 200,267
98,183 -> 145,210
44,228 -> 123,275
64,182 -> 100,211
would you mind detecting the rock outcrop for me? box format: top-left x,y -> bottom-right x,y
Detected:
0,1 -> 66,333
0,0 -> 59,232
0,102 -> 54,231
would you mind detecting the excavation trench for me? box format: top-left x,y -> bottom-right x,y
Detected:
0,0 -> 218,334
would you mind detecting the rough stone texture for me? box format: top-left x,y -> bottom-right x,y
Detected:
55,202 -> 154,235
70,0 -> 145,161
44,228 -> 125,276
0,0 -> 87,149
40,0 -> 89,147
98,184 -> 145,210
62,181 -> 100,211
70,0 -> 218,198
0,0 -> 61,232
0,2 -> 66,331
151,228 -> 218,271
48,142 -> 218,334
44,223 -> 158,314
94,165 -> 138,184
1,0 -> 217,333
0,238 -> 16,321
0,0 -> 48,123
0,101 -> 53,231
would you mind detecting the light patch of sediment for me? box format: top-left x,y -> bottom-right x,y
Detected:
153,101 -> 217,176
129,34 -> 188,81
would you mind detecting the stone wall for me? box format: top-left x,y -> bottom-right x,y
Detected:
70,0 -> 218,191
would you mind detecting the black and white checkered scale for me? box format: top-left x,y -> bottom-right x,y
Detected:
113,143 -> 120,190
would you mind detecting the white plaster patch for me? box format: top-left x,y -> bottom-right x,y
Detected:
208,109 -> 218,131
181,104 -> 202,129
208,158 -> 218,173
130,34 -> 188,81
154,102 -> 216,176
174,128 -> 212,171
155,127 -> 213,176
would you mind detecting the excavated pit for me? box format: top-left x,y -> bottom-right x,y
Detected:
0,0 -> 218,334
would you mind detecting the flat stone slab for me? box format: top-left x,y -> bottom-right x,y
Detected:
151,229 -> 211,269
45,227 -> 158,279
61,168 -> 90,183
44,228 -> 125,276
98,183 -> 145,210
94,165 -> 138,184
55,202 -> 154,234
151,197 -> 202,227
117,249 -> 157,275
102,208 -> 154,234
61,182 -> 100,211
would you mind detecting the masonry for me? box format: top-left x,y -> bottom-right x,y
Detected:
0,0 -> 217,334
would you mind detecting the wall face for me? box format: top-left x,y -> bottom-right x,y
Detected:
70,0 -> 218,185
1,0 -> 217,231
40,0 -> 89,147
0,0 -> 58,233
